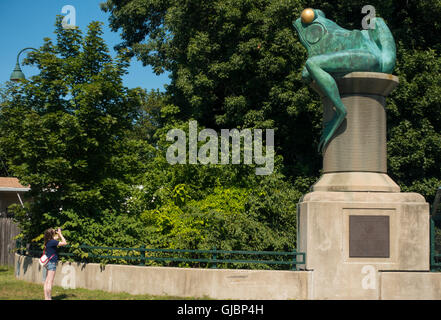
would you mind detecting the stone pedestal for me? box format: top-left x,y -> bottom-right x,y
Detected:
298,72 -> 430,299
310,72 -> 400,192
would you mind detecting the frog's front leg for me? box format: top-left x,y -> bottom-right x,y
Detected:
305,50 -> 380,152
306,56 -> 347,153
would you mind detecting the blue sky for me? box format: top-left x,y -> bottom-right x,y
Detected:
0,0 -> 170,91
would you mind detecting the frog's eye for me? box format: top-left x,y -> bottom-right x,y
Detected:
305,24 -> 324,44
301,8 -> 315,24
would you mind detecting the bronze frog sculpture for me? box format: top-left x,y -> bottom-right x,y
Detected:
293,8 -> 396,152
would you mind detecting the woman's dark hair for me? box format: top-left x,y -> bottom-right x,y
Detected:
44,228 -> 55,247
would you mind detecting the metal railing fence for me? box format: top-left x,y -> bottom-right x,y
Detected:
16,241 -> 305,271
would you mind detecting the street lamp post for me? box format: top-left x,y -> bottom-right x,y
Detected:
10,47 -> 38,82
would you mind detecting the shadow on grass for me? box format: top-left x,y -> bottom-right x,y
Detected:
53,293 -> 76,300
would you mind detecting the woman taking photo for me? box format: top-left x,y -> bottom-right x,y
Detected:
43,228 -> 67,300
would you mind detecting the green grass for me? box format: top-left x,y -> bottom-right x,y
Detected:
0,265 -> 203,300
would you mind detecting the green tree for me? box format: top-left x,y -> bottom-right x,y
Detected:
101,0 -> 322,179
0,18 -> 149,244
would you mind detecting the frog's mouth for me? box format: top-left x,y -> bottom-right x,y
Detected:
293,19 -> 311,50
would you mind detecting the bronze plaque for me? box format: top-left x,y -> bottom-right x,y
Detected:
349,215 -> 390,258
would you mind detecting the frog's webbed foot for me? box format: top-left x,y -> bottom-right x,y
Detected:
301,66 -> 312,84
318,112 -> 346,153
318,133 -> 328,154
318,119 -> 334,152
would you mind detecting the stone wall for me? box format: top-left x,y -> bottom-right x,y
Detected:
14,254 -> 312,299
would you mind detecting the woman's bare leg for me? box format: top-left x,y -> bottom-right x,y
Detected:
44,270 -> 56,300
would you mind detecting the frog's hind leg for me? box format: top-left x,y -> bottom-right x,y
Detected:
305,51 -> 380,152
368,17 -> 396,73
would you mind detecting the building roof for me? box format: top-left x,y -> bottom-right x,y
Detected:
0,177 -> 30,192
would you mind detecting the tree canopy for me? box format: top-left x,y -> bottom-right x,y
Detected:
0,18 -> 152,245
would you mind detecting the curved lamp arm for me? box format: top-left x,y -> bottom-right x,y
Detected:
10,47 -> 38,81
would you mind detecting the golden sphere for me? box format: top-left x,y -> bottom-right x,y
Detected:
301,8 -> 315,24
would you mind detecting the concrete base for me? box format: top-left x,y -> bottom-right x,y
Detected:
297,191 -> 430,299
381,272 -> 441,299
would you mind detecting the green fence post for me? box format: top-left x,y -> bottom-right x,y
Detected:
291,250 -> 297,271
15,239 -> 20,255
211,247 -> 217,269
140,246 -> 145,266
20,239 -> 24,255
431,217 -> 435,271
